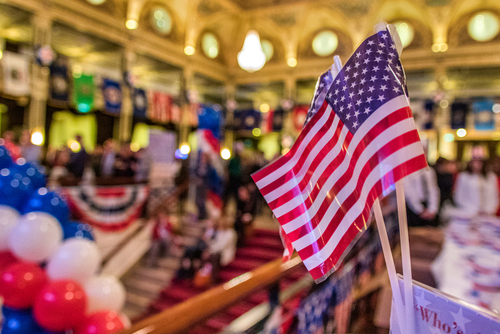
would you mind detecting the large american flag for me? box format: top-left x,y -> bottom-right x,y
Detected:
252,30 -> 427,282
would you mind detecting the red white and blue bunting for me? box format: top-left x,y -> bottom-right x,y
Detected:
62,185 -> 148,232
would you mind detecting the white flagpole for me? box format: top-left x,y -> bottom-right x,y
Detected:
376,21 -> 416,334
331,54 -> 406,329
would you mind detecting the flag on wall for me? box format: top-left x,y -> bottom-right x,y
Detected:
198,104 -> 222,139
148,91 -> 175,123
73,74 -> 94,113
473,99 -> 495,130
237,109 -> 261,131
252,29 -> 427,282
2,51 -> 30,96
50,57 -> 70,103
133,88 -> 148,118
102,78 -> 122,115
260,110 -> 274,134
451,102 -> 468,129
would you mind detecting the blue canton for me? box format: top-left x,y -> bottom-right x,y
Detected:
304,69 -> 333,127
325,30 -> 408,135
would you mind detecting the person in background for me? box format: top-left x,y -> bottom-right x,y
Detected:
175,157 -> 190,214
490,157 -> 500,217
195,152 -> 210,220
90,145 -> 103,177
47,148 -> 70,187
403,166 -> 440,227
223,147 -> 242,210
134,147 -> 150,183
67,135 -> 88,179
19,130 -> 41,163
204,218 -> 237,283
147,209 -> 177,267
234,183 -> 258,246
114,142 -> 137,178
100,139 -> 115,177
2,131 -> 21,161
454,157 -> 499,216
434,157 -> 455,209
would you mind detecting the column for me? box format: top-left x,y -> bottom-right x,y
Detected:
179,65 -> 194,147
224,82 -> 236,153
118,46 -> 135,142
29,13 -> 52,143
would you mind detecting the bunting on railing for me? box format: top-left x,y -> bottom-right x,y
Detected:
61,185 -> 148,232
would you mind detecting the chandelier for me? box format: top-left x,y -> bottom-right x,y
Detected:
237,30 -> 266,73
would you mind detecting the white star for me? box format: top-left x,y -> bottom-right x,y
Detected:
358,88 -> 364,95
339,105 -> 345,112
387,58 -> 393,64
328,93 -> 333,98
376,49 -> 384,54
345,65 -> 351,72
340,95 -> 346,102
395,64 -> 401,71
319,83 -> 324,88
354,110 -> 360,118
380,85 -> 387,91
336,79 -> 341,85
391,44 -> 397,50
366,96 -> 373,103
335,89 -> 339,94
344,74 -> 350,81
360,78 -> 366,84
346,113 -> 352,120
349,92 -> 355,98
367,40 -> 375,46
382,75 -> 390,81
393,86 -> 400,93
389,52 -> 395,58
367,87 -> 375,93
381,33 -> 388,39
365,49 -> 372,55
385,65 -> 391,71
334,99 -> 338,104
354,62 -> 361,68
356,52 -> 362,58
356,100 -> 362,106
364,107 -> 371,114
363,58 -> 370,65
378,42 -> 385,48
450,307 -> 471,332
352,121 -> 359,128
353,72 -> 359,78
414,291 -> 432,308
374,57 -> 382,63
370,76 -> 377,82
347,103 -> 352,109
342,86 -> 348,91
378,95 -> 386,101
351,82 -> 356,88
373,66 -> 380,72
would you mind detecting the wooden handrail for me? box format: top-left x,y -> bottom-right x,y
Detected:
120,256 -> 303,334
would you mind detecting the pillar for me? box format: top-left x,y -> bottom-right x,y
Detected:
29,13 -> 52,143
179,65 -> 194,147
118,47 -> 135,142
224,82 -> 236,153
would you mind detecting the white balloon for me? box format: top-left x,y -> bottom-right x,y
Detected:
84,274 -> 126,314
47,238 -> 101,284
9,212 -> 62,262
0,205 -> 19,251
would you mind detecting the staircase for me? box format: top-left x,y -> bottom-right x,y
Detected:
145,228 -> 308,334
121,218 -> 206,320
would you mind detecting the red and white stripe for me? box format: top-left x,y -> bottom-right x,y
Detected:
252,95 -> 427,281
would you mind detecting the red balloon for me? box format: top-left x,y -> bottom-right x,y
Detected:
33,280 -> 87,332
74,311 -> 125,334
0,262 -> 48,309
0,251 -> 18,272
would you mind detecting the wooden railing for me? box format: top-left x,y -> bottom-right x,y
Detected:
120,256 -> 304,334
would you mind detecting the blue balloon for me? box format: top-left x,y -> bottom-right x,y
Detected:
0,146 -> 13,169
15,161 -> 46,190
22,189 -> 69,224
0,168 -> 33,211
63,221 -> 94,241
1,308 -> 40,334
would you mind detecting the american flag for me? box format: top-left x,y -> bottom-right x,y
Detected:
252,30 -> 427,282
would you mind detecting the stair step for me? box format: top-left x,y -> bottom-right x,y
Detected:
156,257 -> 181,271
134,267 -> 174,283
122,302 -> 147,321
225,258 -> 266,272
125,276 -> 169,295
126,291 -> 153,308
245,237 -> 284,250
253,228 -> 279,238
236,247 -> 282,261
201,313 -> 235,332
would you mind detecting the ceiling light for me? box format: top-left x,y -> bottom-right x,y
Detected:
180,144 -> 190,155
287,57 -> 297,67
260,103 -> 270,113
184,46 -> 195,56
126,20 -> 138,30
221,149 -> 231,160
238,30 -> 266,72
456,128 -> 467,138
31,132 -> 44,146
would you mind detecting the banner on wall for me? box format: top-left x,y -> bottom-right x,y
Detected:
102,78 -> 122,115
390,277 -> 500,334
473,99 -> 495,130
451,102 -> 469,129
198,104 -> 223,138
73,74 -> 95,113
292,105 -> 309,131
2,51 -> 30,96
133,88 -> 148,118
148,91 -> 178,123
50,57 -> 70,103
62,185 -> 149,232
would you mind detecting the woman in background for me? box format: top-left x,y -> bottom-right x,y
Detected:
454,157 -> 499,216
